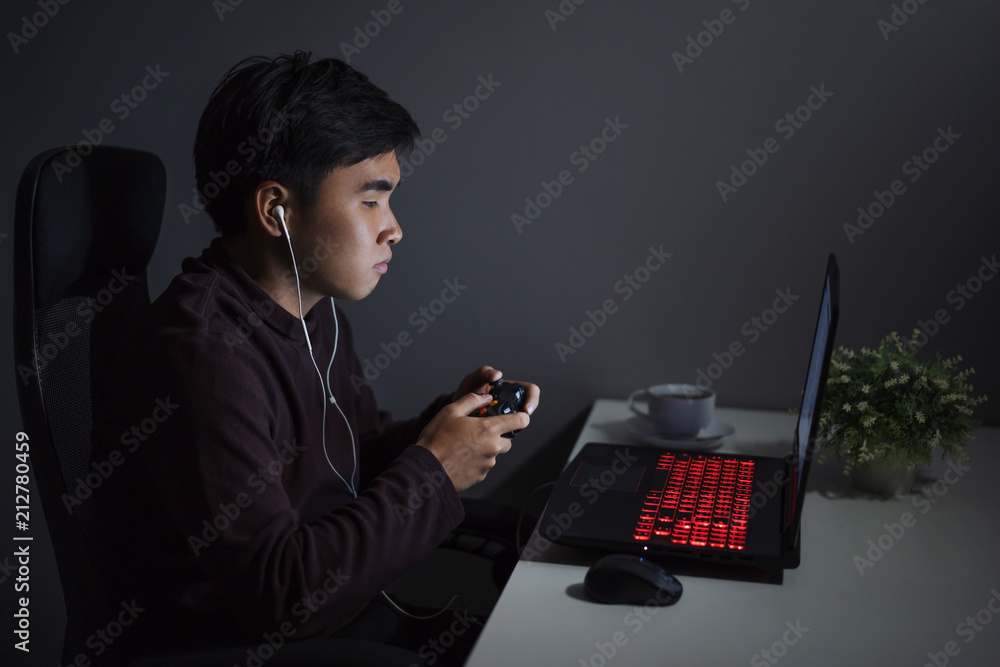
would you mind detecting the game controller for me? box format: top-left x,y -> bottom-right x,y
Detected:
470,378 -> 527,438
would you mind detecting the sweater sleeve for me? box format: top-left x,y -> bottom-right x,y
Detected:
127,332 -> 465,640
330,307 -> 455,487
356,393 -> 454,487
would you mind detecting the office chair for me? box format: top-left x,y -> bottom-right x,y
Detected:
13,145 -> 529,666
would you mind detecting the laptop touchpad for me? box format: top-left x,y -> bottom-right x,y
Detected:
568,461 -> 646,493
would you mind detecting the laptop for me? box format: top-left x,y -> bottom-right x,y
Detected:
537,253 -> 840,570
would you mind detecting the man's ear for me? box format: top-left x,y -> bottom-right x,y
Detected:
251,182 -> 292,238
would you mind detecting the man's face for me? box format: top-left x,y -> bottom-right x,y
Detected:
286,151 -> 402,302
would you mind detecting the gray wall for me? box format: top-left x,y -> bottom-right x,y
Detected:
2,1 -> 998,664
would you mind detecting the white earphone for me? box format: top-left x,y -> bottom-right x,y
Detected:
274,204 -> 460,620
275,204 -> 358,499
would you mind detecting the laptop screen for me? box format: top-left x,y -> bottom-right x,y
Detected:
787,256 -> 839,532
796,275 -> 832,483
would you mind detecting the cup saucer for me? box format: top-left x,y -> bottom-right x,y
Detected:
624,417 -> 735,450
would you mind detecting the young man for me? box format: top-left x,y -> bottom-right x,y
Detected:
92,51 -> 539,660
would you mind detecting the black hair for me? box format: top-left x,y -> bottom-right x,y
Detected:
193,51 -> 420,236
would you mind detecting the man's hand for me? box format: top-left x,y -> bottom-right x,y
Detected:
452,365 -> 540,415
417,393 -> 530,492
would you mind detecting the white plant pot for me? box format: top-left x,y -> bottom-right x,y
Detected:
852,462 -> 917,497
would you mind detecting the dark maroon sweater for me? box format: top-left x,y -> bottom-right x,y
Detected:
92,238 -> 463,652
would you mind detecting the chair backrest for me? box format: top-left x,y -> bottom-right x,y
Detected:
13,145 -> 165,662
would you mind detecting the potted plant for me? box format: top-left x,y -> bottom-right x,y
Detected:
816,330 -> 987,496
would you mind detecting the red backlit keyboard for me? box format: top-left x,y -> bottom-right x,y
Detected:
632,452 -> 755,550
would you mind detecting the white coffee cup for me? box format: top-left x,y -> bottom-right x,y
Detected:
627,384 -> 715,437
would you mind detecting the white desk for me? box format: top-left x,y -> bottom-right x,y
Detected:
467,400 -> 1000,667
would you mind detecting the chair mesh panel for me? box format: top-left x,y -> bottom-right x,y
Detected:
36,296 -> 101,543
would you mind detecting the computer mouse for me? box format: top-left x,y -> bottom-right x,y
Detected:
584,554 -> 683,606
